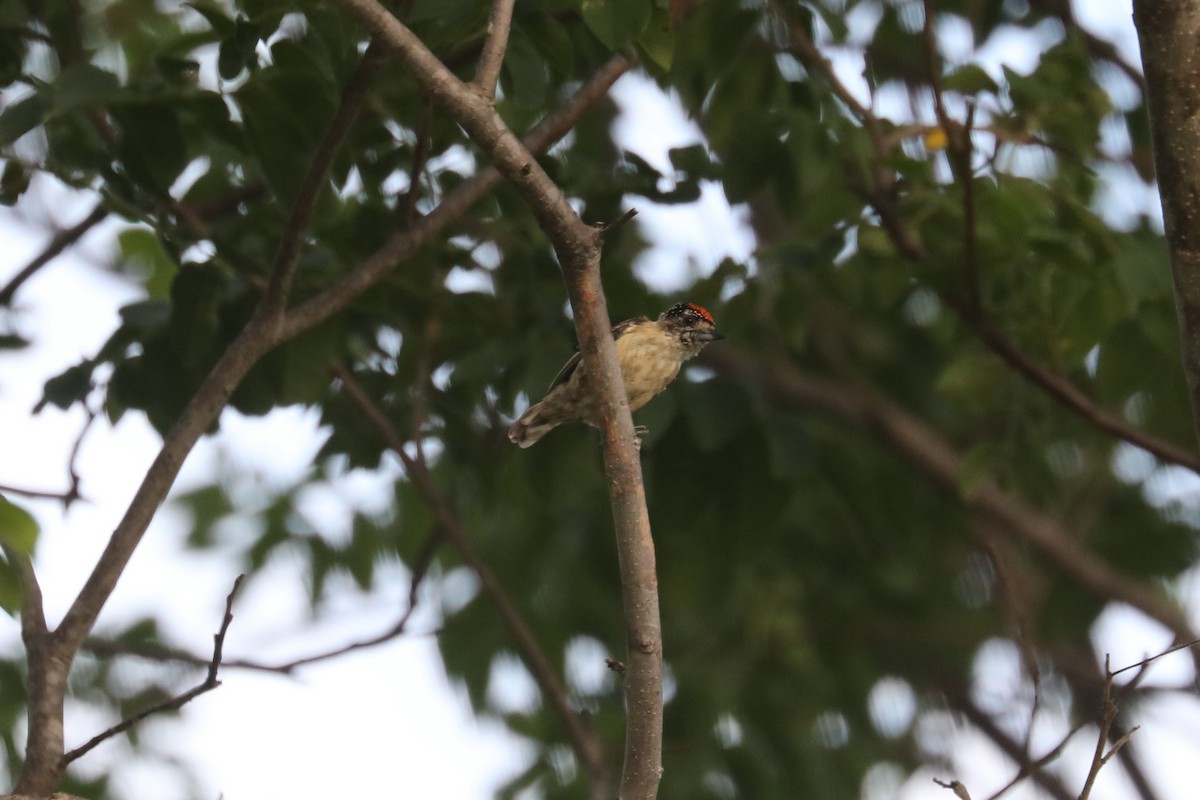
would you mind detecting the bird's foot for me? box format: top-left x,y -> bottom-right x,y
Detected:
633,425 -> 649,451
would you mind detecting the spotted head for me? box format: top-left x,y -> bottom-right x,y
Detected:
659,302 -> 724,356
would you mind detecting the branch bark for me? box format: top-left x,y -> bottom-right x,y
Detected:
324,6 -> 662,795
474,0 -> 515,98
1133,2 -> 1200,449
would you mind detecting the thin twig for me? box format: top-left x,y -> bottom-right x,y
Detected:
0,483 -> 79,503
933,778 -> 973,800
402,97 -> 434,224
266,523 -> 443,672
599,207 -> 638,238
332,363 -> 612,797
60,402 -> 99,509
1077,654 -> 1139,800
956,697 -> 1077,800
985,720 -> 1088,800
473,0 -> 516,98
0,203 -> 108,307
1111,636 -> 1200,679
61,574 -> 244,766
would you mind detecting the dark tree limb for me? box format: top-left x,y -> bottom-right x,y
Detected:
60,575 -> 244,767
1133,2 -> 1200,450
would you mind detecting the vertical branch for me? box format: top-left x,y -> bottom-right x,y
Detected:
1132,3 -> 1200,446
474,0 -> 515,98
2,545 -> 61,798
325,3 -> 663,796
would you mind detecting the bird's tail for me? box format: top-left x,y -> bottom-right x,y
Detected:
507,403 -> 558,448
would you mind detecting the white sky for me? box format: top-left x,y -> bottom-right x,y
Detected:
2,1 -> 1198,799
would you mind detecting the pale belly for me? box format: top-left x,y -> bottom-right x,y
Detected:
616,336 -> 683,411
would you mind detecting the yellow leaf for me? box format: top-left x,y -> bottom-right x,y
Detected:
924,127 -> 949,150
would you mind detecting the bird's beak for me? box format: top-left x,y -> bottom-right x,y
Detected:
703,329 -> 725,342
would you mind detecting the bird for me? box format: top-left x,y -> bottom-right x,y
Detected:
508,303 -> 724,448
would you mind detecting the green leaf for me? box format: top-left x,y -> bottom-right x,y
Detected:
51,63 -> 122,112
218,16 -> 262,80
580,0 -> 651,51
0,495 -> 39,555
682,378 -> 748,451
941,64 -> 998,96
237,59 -> 336,204
111,101 -> 187,193
0,158 -> 29,205
0,93 -> 47,147
185,0 -> 236,35
35,360 -> 95,412
0,554 -> 21,615
118,227 -> 178,300
635,7 -> 674,72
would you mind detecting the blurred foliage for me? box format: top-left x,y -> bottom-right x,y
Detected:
1,0 -> 1195,798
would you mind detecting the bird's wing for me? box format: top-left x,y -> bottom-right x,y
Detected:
546,315 -> 649,391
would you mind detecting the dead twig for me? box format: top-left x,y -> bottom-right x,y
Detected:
60,574 -> 245,766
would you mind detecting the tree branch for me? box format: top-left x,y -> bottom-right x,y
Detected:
332,364 -> 612,797
10,25 -> 631,799
701,347 -> 1200,662
2,542 -> 60,799
13,42 -> 386,797
0,202 -> 107,307
962,309 -> 1200,472
773,4 -> 1200,474
984,719 -> 1087,800
473,0 -> 515,98
60,575 -> 244,767
1133,1 -> 1200,449
314,9 -> 660,791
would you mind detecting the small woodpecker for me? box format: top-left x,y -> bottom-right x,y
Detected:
508,303 -> 724,448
